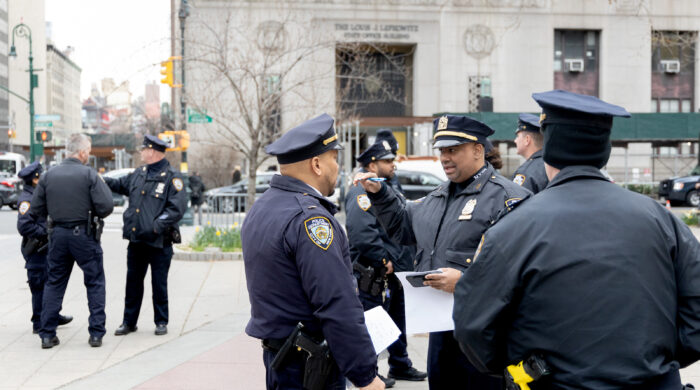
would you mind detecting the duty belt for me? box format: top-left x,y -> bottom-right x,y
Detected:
53,221 -> 87,229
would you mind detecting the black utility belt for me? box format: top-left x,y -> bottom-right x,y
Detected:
53,222 -> 87,229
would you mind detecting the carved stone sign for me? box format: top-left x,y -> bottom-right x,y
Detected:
463,24 -> 495,59
257,21 -> 287,53
335,23 -> 419,40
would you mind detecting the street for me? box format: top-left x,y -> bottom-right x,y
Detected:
0,206 -> 698,389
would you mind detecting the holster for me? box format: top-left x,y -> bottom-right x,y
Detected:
353,262 -> 386,296
268,323 -> 334,390
21,236 -> 48,257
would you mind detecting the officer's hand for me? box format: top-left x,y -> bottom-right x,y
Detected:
359,376 -> 385,390
424,267 -> 462,293
696,182 -> 700,189
353,172 -> 382,193
385,261 -> 394,274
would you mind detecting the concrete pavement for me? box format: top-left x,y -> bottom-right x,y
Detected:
0,208 -> 699,389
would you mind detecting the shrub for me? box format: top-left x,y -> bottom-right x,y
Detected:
190,224 -> 242,252
681,212 -> 699,226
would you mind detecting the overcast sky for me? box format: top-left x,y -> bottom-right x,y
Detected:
45,0 -> 171,102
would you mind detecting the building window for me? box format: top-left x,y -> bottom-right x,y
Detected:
554,30 -> 600,97
651,31 -> 695,112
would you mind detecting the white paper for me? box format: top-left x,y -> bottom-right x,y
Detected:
396,271 -> 455,334
363,306 -> 401,355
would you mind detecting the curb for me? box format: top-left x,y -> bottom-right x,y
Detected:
173,248 -> 243,261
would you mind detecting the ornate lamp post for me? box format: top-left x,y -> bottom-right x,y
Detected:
9,23 -> 38,162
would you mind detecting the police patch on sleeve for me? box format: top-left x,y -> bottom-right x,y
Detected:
513,174 -> 526,186
18,201 -> 30,215
304,216 -> 334,250
357,194 -> 371,211
172,178 -> 184,192
505,197 -> 523,209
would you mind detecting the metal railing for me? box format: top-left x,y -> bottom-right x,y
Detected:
198,193 -> 248,228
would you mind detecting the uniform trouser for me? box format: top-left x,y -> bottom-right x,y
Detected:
40,227 -> 105,338
262,348 -> 345,390
427,331 -> 503,390
26,265 -> 47,331
123,242 -> 173,326
357,274 -> 412,372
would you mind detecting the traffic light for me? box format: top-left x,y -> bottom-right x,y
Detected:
7,129 -> 15,139
160,56 -> 182,88
35,130 -> 52,143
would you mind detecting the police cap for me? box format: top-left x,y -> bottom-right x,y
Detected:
357,140 -> 396,167
516,113 -> 541,134
375,128 -> 398,154
18,161 -> 43,183
266,113 -> 343,164
432,115 -> 495,149
532,90 -> 631,169
143,134 -> 168,153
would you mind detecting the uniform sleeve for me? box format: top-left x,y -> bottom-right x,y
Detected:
522,175 -> 540,194
453,228 -> 520,375
154,173 -> 188,234
17,200 -> 47,238
104,172 -> 131,195
345,189 -> 391,268
671,215 -> 700,367
366,183 -> 417,246
286,214 -> 377,387
90,170 -> 115,218
29,175 -> 48,220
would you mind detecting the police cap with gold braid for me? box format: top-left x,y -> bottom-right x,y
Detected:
432,114 -> 495,149
17,161 -> 43,184
266,113 -> 343,164
516,113 -> 541,134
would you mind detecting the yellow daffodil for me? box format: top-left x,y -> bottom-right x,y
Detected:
216,230 -> 221,236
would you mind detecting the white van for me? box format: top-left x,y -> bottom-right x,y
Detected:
0,152 -> 28,177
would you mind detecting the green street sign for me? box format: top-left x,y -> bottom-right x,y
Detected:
187,108 -> 212,124
35,121 -> 53,127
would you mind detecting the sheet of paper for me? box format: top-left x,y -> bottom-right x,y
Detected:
396,271 -> 455,334
363,306 -> 401,355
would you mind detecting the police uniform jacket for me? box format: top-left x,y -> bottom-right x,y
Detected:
512,149 -> 548,194
105,160 -> 187,248
345,178 -> 413,272
241,174 -> 377,387
368,162 -> 531,272
453,166 -> 700,389
31,158 -> 114,224
17,185 -> 47,269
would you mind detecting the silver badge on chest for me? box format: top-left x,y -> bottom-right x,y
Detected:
459,198 -> 477,221
155,182 -> 165,194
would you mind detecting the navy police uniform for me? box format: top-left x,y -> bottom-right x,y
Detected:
512,113 -> 548,193
376,128 -> 404,194
16,162 -> 72,333
367,115 -> 531,389
454,90 -> 700,390
31,156 -> 114,341
242,114 -> 378,389
346,141 -> 424,383
104,135 -> 187,333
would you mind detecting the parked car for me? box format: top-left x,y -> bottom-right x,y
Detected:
658,165 -> 700,207
395,169 -> 443,200
102,168 -> 135,207
0,172 -> 20,210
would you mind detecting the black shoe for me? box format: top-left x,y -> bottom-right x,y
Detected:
378,374 -> 395,388
388,367 -> 428,381
114,323 -> 137,336
41,336 -> 59,349
89,336 -> 102,347
155,324 -> 167,336
58,314 -> 73,326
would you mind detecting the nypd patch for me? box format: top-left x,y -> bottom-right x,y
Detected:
505,197 -> 523,209
357,194 -> 371,211
304,216 -> 334,250
19,201 -> 30,215
513,174 -> 526,186
172,178 -> 183,192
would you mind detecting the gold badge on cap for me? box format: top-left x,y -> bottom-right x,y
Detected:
382,140 -> 391,151
459,198 -> 477,221
539,113 -> 546,123
438,116 -> 448,130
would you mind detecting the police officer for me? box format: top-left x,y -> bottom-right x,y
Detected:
242,113 -> 384,390
453,90 -> 700,389
346,140 -> 427,388
512,113 -> 548,193
104,135 -> 187,337
355,115 -> 531,389
375,129 -> 404,194
16,162 -> 72,334
188,171 -> 205,225
31,134 -> 114,348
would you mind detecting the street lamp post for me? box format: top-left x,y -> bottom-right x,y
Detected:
9,23 -> 38,162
